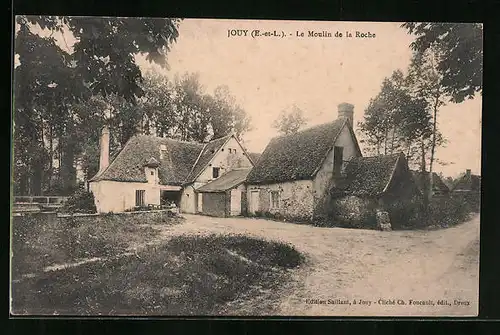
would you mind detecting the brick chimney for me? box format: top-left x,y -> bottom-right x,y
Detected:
466,169 -> 471,178
99,126 -> 110,172
338,102 -> 354,129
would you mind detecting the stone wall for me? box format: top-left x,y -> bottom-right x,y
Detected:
247,180 -> 315,222
327,195 -> 378,229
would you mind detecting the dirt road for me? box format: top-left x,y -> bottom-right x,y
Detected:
157,213 -> 479,316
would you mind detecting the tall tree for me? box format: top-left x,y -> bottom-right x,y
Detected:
406,46 -> 449,203
272,104 -> 308,135
20,15 -> 181,102
402,22 -> 483,103
13,16 -> 181,195
358,69 -> 436,164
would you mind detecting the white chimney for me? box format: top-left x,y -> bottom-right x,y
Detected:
99,126 -> 110,172
338,102 -> 354,129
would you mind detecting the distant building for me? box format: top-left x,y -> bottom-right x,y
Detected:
411,171 -> 450,196
451,169 -> 481,193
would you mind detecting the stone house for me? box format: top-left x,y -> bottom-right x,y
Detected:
451,169 -> 481,211
89,128 -> 256,214
245,103 -> 363,222
451,169 -> 481,194
411,170 -> 450,196
328,152 -> 423,229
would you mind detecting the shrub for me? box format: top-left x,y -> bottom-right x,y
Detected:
429,195 -> 472,228
61,190 -> 97,214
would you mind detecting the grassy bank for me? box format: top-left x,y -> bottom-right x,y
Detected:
11,233 -> 305,316
11,213 -> 184,278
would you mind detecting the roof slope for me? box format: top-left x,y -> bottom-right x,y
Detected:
411,171 -> 450,193
90,135 -> 204,185
248,152 -> 262,164
338,153 -> 403,196
196,168 -> 252,193
185,135 -> 231,182
452,173 -> 481,192
246,119 -> 348,184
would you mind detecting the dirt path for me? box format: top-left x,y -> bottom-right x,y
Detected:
157,213 -> 479,316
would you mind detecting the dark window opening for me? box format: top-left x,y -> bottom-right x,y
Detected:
334,146 -> 344,175
135,190 -> 145,207
150,171 -> 154,175
213,167 -> 220,178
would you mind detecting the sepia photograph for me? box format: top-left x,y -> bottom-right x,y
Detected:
10,17 -> 482,316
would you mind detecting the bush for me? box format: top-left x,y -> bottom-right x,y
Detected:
61,190 -> 97,214
429,195 -> 472,228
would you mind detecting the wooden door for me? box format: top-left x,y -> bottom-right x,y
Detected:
230,189 -> 242,216
249,190 -> 259,214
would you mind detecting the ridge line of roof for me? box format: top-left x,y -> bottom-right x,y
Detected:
188,134 -> 235,183
184,142 -> 208,184
381,152 -> 402,194
311,118 -> 349,178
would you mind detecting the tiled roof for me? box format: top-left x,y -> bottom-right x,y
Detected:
196,168 -> 252,193
90,135 -> 204,185
248,152 -> 262,165
411,171 -> 450,193
338,153 -> 403,196
452,172 -> 481,192
246,119 -> 353,184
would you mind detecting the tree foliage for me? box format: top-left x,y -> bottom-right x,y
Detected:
402,22 -> 483,103
19,15 -> 181,101
272,104 -> 308,135
13,16 -> 251,197
358,69 -> 440,169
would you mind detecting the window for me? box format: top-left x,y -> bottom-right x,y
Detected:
150,171 -> 154,176
135,190 -> 145,207
334,146 -> 344,175
160,144 -> 167,159
212,167 -> 220,178
270,191 -> 280,209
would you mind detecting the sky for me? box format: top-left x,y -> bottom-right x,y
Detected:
18,18 -> 482,178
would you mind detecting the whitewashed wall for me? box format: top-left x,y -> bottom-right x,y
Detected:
90,180 -> 161,213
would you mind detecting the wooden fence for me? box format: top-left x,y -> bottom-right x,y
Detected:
12,196 -> 69,213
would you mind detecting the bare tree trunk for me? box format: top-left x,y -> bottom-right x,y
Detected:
428,91 -> 441,203
420,136 -> 426,172
390,127 -> 397,154
48,126 -> 53,193
384,128 -> 388,155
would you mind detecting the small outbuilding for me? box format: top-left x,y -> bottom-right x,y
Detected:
195,168 -> 252,217
327,152 -> 423,229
